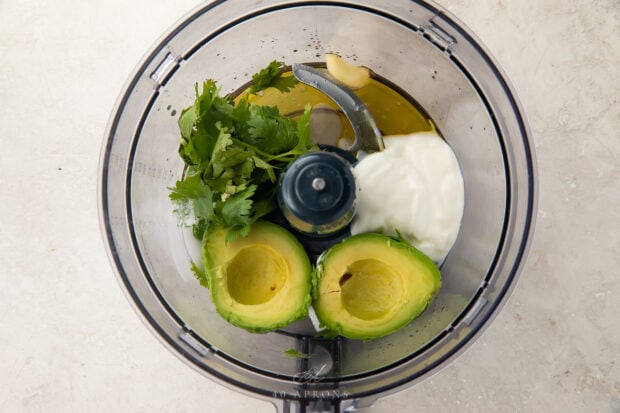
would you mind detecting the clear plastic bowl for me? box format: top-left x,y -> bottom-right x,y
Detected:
98,1 -> 537,411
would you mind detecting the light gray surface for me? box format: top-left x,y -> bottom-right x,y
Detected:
0,0 -> 618,412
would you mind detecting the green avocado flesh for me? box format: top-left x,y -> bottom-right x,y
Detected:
202,220 -> 312,333
313,233 -> 441,340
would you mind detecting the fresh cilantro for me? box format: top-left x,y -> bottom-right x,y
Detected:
248,61 -> 298,95
192,219 -> 208,240
169,172 -> 214,226
170,61 -> 315,241
283,348 -> 311,359
246,105 -> 298,154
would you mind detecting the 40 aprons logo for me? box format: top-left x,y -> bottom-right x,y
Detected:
272,365 -> 350,400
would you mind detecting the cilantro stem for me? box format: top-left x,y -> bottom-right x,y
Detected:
231,138 -> 296,164
231,138 -> 272,159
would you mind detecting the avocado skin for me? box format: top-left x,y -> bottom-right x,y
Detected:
202,220 -> 312,333
313,233 -> 441,340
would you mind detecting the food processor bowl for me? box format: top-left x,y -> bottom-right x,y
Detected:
98,0 -> 537,411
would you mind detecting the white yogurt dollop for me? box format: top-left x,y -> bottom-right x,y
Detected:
350,132 -> 464,264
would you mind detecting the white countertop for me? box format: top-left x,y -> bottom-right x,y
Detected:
1,0 -> 618,412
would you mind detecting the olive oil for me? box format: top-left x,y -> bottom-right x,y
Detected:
242,68 -> 436,149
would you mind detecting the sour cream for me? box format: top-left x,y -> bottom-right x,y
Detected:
350,132 -> 464,264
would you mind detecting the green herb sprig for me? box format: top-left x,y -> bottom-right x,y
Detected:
169,61 -> 314,243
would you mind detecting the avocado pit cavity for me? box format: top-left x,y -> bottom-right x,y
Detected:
339,259 -> 403,320
226,245 -> 287,305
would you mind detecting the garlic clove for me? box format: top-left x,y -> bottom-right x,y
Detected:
325,54 -> 370,89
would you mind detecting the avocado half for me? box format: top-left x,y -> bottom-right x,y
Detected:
202,220 -> 312,333
313,233 -> 441,340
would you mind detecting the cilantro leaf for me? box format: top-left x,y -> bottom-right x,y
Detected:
178,106 -> 197,140
250,194 -> 276,219
246,105 -> 298,154
248,61 -> 298,95
192,218 -> 208,240
294,104 -> 312,153
252,156 -> 276,182
169,172 -> 214,230
169,172 -> 208,200
283,348 -> 311,359
217,185 -> 256,227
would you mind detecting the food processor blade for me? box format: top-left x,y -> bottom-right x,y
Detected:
292,63 -> 384,153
